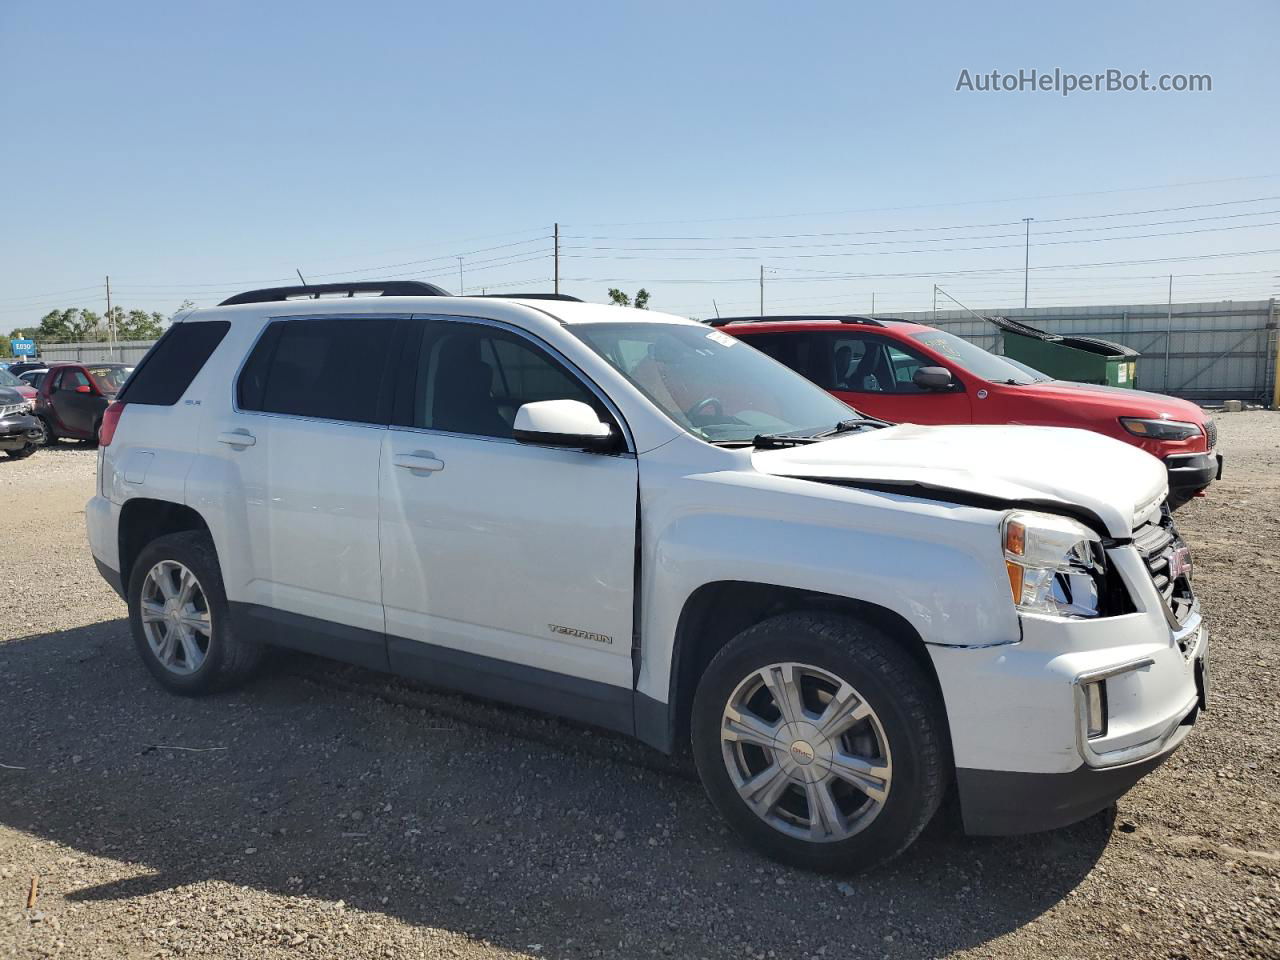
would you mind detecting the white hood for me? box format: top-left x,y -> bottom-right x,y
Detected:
752,424 -> 1167,537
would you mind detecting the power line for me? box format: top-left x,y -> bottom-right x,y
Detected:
0,284 -> 112,305
558,245 -> 1280,283
560,220 -> 1280,263
566,206 -> 1280,254
565,174 -> 1280,228
565,195 -> 1280,242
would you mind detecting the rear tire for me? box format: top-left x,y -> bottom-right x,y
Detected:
691,612 -> 949,873
127,531 -> 264,695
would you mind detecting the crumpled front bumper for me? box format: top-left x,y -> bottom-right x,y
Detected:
929,543 -> 1207,835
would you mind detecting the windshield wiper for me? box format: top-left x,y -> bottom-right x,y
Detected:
814,417 -> 890,436
750,433 -> 826,449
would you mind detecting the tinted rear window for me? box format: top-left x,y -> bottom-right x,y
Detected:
119,321 -> 230,405
238,316 -> 395,424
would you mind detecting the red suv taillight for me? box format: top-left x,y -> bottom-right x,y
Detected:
99,401 -> 127,446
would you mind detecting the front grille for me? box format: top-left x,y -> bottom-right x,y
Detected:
1133,509 -> 1195,625
1204,418 -> 1218,449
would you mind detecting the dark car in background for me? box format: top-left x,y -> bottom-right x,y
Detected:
0,366 -> 39,409
0,385 -> 44,459
5,360 -> 50,377
36,362 -> 134,444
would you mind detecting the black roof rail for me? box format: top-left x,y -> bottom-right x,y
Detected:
709,314 -> 894,328
219,280 -> 451,306
473,293 -> 584,302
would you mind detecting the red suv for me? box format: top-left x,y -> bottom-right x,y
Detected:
717,316 -> 1222,508
35,362 -> 134,443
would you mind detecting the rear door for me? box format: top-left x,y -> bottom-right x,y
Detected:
204,314 -> 402,666
379,315 -> 638,731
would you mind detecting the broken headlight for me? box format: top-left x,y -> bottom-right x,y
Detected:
1002,511 -> 1105,618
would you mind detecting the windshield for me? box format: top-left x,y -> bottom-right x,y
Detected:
571,322 -> 857,443
0,369 -> 23,388
910,329 -> 1049,385
87,366 -> 133,393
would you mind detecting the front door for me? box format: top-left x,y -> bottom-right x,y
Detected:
51,368 -> 102,437
380,316 -> 638,732
828,335 -> 974,425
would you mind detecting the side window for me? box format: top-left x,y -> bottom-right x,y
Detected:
412,322 -> 600,439
60,370 -> 91,392
829,336 -> 891,393
740,333 -> 798,368
736,333 -> 833,387
830,337 -> 871,390
887,346 -> 923,391
120,321 -> 230,405
885,344 -> 937,394
238,317 -> 395,424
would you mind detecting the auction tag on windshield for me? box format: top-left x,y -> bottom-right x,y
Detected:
706,330 -> 737,347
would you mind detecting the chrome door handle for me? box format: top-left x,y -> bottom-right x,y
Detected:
217,431 -> 256,447
393,453 -> 445,472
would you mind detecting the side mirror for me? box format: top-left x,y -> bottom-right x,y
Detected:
513,399 -> 616,451
913,366 -> 954,391
75,384 -> 93,394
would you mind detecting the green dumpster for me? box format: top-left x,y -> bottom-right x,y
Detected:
992,316 -> 1140,388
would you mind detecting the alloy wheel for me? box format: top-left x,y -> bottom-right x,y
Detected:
139,560 -> 212,675
720,661 -> 892,842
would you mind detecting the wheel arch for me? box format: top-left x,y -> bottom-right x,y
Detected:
662,581 -> 944,751
118,498 -> 212,591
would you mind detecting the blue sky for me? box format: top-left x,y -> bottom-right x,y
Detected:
1,0 -> 1277,327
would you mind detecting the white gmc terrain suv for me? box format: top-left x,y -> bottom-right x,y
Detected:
86,281 -> 1208,871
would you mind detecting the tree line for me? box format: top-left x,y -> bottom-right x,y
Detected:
2,304 -> 191,357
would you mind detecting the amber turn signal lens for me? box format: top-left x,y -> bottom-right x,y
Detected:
1005,560 -> 1024,604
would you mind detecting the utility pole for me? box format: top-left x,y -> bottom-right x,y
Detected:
456,256 -> 464,295
871,292 -> 876,316
1022,217 -> 1033,308
554,222 -> 560,295
105,275 -> 115,360
932,284 -> 937,321
759,265 -> 764,318
1165,274 -> 1174,388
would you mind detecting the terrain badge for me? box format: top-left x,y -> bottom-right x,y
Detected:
548,624 -> 613,645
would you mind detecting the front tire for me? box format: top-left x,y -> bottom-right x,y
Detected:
37,416 -> 58,444
691,612 -> 949,872
4,444 -> 36,460
127,531 -> 263,695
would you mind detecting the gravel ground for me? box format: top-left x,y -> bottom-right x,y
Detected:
1,417 -> 1278,960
